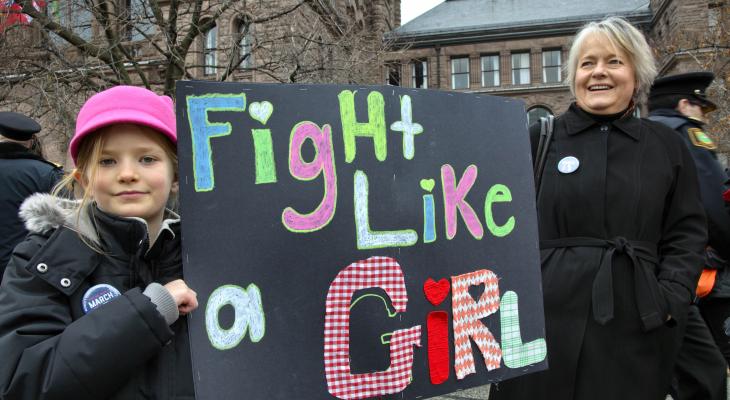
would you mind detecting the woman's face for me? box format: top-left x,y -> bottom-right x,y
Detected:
574,34 -> 636,115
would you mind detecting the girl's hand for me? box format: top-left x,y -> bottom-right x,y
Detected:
164,279 -> 198,315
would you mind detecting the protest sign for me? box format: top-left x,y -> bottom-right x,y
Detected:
176,81 -> 546,399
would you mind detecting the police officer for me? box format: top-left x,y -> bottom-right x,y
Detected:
649,72 -> 729,400
0,112 -> 63,278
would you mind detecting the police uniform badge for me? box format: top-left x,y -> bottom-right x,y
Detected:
82,284 -> 122,314
688,127 -> 717,150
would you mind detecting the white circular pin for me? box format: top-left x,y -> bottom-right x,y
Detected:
558,156 -> 580,174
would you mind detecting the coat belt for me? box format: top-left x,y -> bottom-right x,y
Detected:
540,236 -> 664,331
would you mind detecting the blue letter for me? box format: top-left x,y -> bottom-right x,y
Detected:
186,94 -> 246,191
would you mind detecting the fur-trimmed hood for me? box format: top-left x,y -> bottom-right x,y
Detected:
19,193 -> 180,248
19,193 -> 97,241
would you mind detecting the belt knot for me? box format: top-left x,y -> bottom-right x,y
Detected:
610,236 -> 631,255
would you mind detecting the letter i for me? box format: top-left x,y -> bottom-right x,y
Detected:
424,278 -> 450,384
249,100 -> 277,184
421,179 -> 436,243
251,129 -> 277,184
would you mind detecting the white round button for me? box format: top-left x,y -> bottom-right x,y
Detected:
558,156 -> 580,174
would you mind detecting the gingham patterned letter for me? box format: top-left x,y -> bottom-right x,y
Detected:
324,256 -> 421,399
451,269 -> 502,379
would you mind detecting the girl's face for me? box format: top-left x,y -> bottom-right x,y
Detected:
78,124 -> 178,233
574,34 -> 636,115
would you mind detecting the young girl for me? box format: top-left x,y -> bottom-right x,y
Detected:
0,86 -> 198,399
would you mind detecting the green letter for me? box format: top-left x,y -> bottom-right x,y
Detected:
500,291 -> 546,368
484,184 -> 515,237
338,90 -> 387,163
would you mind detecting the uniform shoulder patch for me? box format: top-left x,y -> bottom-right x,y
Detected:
687,127 -> 717,150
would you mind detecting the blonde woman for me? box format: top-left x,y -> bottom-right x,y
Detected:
490,17 -> 706,400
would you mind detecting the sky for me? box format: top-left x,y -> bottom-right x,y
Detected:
401,0 -> 444,24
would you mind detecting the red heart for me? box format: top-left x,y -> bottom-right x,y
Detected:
423,278 -> 450,306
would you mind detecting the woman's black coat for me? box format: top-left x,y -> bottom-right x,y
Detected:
490,104 -> 706,400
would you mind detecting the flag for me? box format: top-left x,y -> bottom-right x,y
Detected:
0,0 -> 44,32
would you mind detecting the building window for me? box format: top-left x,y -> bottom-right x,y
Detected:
411,59 -> 428,89
511,52 -> 530,85
481,54 -> 500,87
204,25 -> 217,76
708,3 -> 720,28
386,63 -> 401,86
451,57 -> 469,89
51,0 -> 93,42
542,49 -> 561,83
527,106 -> 553,126
238,22 -> 253,69
123,0 -> 156,41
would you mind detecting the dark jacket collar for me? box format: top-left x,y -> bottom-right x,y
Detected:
91,206 -> 149,259
563,103 -> 642,141
649,108 -> 703,127
0,142 -> 61,170
0,142 -> 42,160
90,205 -> 179,260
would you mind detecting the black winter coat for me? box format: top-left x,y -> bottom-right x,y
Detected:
0,194 -> 194,400
491,104 -> 706,400
0,142 -> 62,274
649,109 -> 730,299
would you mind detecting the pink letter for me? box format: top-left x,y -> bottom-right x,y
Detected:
282,121 -> 337,232
441,164 -> 484,240
324,256 -> 421,399
451,269 -> 501,379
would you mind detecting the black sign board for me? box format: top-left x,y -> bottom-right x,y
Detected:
176,81 -> 547,399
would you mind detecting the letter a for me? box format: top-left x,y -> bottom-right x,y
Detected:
205,284 -> 265,350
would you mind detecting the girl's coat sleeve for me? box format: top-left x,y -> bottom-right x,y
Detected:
0,231 -> 174,400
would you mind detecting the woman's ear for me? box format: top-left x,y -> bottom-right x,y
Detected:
171,181 -> 180,194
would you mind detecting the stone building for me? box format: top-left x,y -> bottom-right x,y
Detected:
385,0 -> 727,128
649,0 -> 729,154
650,0 -> 728,76
0,0 -> 402,164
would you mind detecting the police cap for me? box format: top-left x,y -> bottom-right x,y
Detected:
0,111 -> 42,141
649,72 -> 717,113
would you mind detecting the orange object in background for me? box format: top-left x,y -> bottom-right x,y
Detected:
697,268 -> 718,298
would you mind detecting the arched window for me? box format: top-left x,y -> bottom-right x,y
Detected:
238,21 -> 253,69
526,106 -> 553,126
204,24 -> 217,76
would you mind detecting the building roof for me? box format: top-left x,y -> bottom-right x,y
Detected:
389,0 -> 651,44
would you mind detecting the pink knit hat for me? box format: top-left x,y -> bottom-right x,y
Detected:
70,85 -> 176,165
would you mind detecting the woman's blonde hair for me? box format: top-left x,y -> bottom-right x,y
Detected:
566,16 -> 657,103
53,125 -> 179,220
